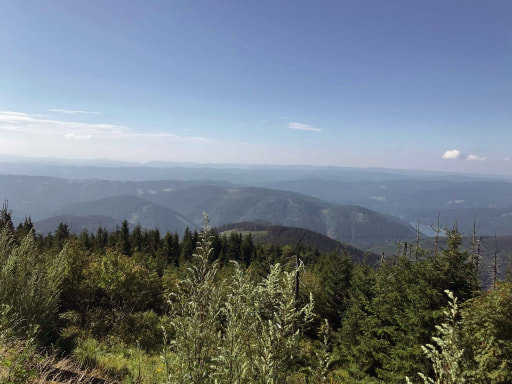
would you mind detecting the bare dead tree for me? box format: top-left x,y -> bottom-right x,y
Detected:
431,213 -> 442,263
415,221 -> 421,262
492,234 -> 499,290
470,216 -> 480,268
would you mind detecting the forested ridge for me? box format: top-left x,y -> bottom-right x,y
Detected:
1,206 -> 512,383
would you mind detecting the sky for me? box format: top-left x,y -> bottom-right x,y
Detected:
0,0 -> 511,174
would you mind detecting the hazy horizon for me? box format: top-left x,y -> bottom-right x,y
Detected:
2,153 -> 512,180
1,1 -> 511,175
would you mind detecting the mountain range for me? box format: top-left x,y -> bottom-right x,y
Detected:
0,174 -> 416,248
1,160 -> 511,250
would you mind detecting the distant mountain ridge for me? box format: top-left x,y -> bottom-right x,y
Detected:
140,185 -> 417,245
3,163 -> 510,237
0,174 -> 416,248
0,175 -> 231,221
54,196 -> 195,234
266,179 -> 512,236
35,215 -> 119,235
2,158 -> 510,181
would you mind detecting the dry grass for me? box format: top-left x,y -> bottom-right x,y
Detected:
1,340 -> 117,384
34,357 -> 117,384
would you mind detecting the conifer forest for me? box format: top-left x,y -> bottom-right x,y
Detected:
1,204 -> 511,383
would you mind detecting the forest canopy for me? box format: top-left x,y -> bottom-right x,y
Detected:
1,207 -> 511,383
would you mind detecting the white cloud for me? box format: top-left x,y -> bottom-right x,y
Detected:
288,122 -> 322,132
442,149 -> 462,159
0,111 -> 346,165
65,133 -> 93,140
0,111 -> 210,162
49,109 -> 101,115
442,149 -> 486,161
466,154 -> 487,161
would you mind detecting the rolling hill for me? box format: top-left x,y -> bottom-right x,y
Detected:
215,221 -> 380,263
0,175 -> 229,221
34,214 -> 119,235
54,196 -> 196,234
266,179 -> 512,236
0,174 -> 417,247
142,185 -> 417,246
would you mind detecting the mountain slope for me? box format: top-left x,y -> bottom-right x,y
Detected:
266,179 -> 512,235
0,174 -> 417,246
144,186 -> 417,246
216,222 -> 379,263
0,174 -> 229,220
34,214 -> 119,234
55,196 -> 196,234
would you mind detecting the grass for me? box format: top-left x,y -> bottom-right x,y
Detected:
73,336 -> 166,384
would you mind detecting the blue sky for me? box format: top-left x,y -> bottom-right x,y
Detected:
0,0 -> 511,174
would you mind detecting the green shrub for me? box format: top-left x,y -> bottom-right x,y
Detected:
0,306 -> 39,384
0,227 -> 65,341
117,311 -> 170,351
162,215 -> 316,384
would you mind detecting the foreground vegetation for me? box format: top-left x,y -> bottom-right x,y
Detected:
1,206 -> 511,383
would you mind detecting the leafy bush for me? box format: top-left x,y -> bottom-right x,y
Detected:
117,311 -> 169,351
0,305 -> 38,384
162,215 -> 316,384
0,226 -> 66,341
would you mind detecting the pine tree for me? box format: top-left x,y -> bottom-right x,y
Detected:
179,227 -> 195,265
312,249 -> 353,329
241,232 -> 254,267
460,282 -> 512,383
118,220 -> 131,256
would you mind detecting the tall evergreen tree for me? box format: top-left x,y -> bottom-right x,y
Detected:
227,231 -> 243,262
15,216 -> 34,243
240,232 -> 254,267
118,220 -> 131,256
162,231 -> 180,266
313,250 -> 353,330
0,201 -> 14,234
95,226 -> 108,251
180,227 -> 195,265
130,224 -> 143,254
